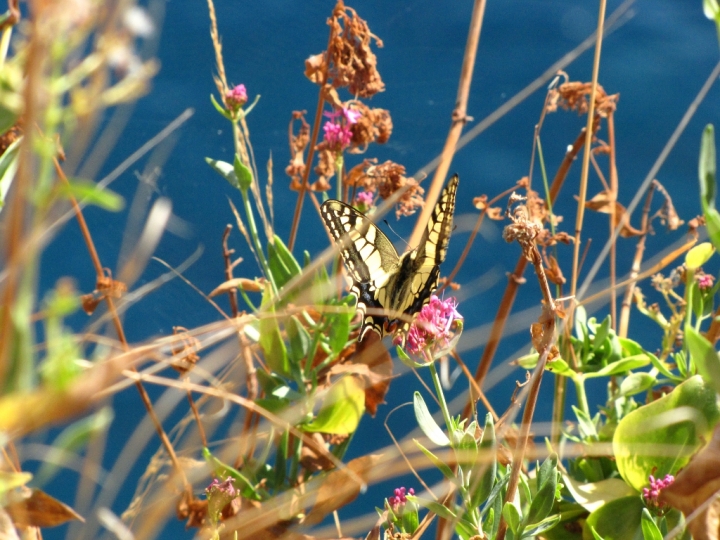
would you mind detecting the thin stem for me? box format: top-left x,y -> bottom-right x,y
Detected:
573,376 -> 590,416
288,22 -> 335,251
409,0 -> 486,250
618,182 -> 655,338
570,0 -> 607,304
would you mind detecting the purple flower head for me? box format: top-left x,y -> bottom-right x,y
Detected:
354,190 -> 375,212
396,295 -> 463,359
225,84 -> 248,111
642,474 -> 674,513
697,272 -> 715,292
205,476 -> 238,519
388,486 -> 415,512
322,107 -> 360,152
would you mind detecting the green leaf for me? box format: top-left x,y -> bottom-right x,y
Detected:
686,325 -> 720,393
584,496 -> 642,540
584,354 -> 650,379
503,501 -> 522,536
0,136 -> 20,212
641,509 -> 663,540
619,372 -> 656,397
613,375 -> 720,491
686,242 -> 715,270
705,0 -> 720,20
210,93 -> 233,119
411,495 -> 456,520
259,283 -> 289,376
414,438 -> 455,480
573,406 -> 598,440
516,352 -> 539,369
591,316 -> 611,351
273,236 -> 302,280
699,125 -> 720,253
470,414 -> 497,509
304,375 -> 365,434
413,392 -> 450,446
267,240 -> 293,290
254,396 -> 290,414
206,157 -> 239,189
523,514 -> 561,538
589,526 -> 605,540
327,296 -> 353,355
286,315 -> 310,366
525,454 -> 558,527
701,124 -> 717,211
58,179 -> 124,211
546,357 -> 575,377
234,154 -> 253,192
562,475 -> 636,514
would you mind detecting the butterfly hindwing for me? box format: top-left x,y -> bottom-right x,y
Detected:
320,174 -> 459,341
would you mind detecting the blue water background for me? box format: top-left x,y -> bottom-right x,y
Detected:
33,0 -> 720,537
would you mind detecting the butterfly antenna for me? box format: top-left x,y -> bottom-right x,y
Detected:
384,220 -> 412,249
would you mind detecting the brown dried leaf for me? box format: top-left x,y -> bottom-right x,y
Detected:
300,432 -> 336,473
5,488 -> 83,528
584,190 -> 643,237
348,101 -> 392,152
544,254 -> 566,286
660,423 -> 720,540
353,331 -> 392,417
304,53 -> 325,84
286,111 -> 310,191
209,277 -> 262,297
324,5 -> 385,97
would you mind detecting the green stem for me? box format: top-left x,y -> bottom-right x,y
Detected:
573,375 -> 590,417
335,154 -> 344,202
240,185 -> 275,294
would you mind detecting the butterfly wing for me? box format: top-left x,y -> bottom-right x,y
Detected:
387,174 -> 459,333
320,199 -> 401,340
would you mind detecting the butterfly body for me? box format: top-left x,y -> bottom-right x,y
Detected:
320,174 -> 459,341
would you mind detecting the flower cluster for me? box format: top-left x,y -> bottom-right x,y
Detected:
642,474 -> 674,513
205,477 -> 238,521
354,190 -> 374,212
224,84 -> 248,111
388,486 -> 414,512
323,107 -> 361,152
696,272 -> 715,292
397,295 -> 462,359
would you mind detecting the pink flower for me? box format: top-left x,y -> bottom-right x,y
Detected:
388,486 -> 415,512
354,190 -> 374,211
205,477 -> 238,519
642,474 -> 674,512
225,84 -> 248,111
396,295 -> 463,359
697,273 -> 715,292
322,107 -> 361,152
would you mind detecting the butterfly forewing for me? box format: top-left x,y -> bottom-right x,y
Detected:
320,174 -> 459,341
320,200 -> 401,339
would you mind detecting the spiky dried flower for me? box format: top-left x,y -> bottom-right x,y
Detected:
546,80 -> 619,118
305,1 -> 385,98
347,101 -> 393,152
286,111 -> 310,191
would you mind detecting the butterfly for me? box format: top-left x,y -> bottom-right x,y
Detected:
320,174 -> 459,341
